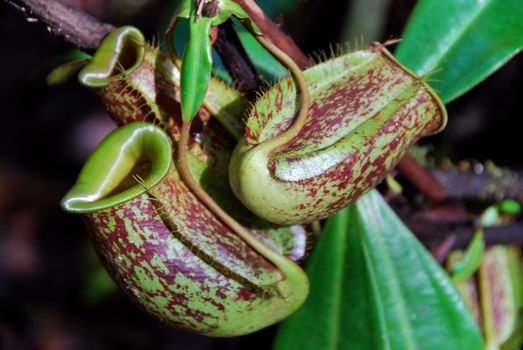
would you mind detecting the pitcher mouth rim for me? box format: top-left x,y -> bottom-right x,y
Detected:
61,122 -> 172,214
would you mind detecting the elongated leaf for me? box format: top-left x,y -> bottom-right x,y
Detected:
181,13 -> 213,120
395,0 -> 523,102
274,190 -> 483,350
234,22 -> 287,82
452,229 -> 485,282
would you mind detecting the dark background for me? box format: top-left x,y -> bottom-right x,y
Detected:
0,0 -> 522,349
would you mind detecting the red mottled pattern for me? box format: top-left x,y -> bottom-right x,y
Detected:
95,45 -> 182,135
84,182 -> 281,333
275,60 -> 411,153
88,43 -> 308,260
239,46 -> 445,223
71,36 -> 314,335
152,167 -> 283,286
272,90 -> 439,222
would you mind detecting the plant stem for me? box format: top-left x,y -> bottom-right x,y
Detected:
232,0 -> 311,69
434,166 -> 523,203
177,120 -> 296,276
5,0 -> 115,49
254,35 -> 310,149
214,21 -> 263,95
407,218 -> 523,250
397,155 -> 445,202
430,234 -> 457,263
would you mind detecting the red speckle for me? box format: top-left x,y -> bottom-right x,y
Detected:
215,289 -> 227,300
235,288 -> 254,302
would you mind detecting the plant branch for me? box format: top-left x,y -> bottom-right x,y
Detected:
214,21 -> 263,95
434,166 -> 523,203
4,0 -> 115,49
397,154 -> 445,202
408,218 -> 523,250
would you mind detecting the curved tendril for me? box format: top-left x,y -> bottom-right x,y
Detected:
171,4 -> 311,263
177,120 -> 297,279
255,36 -> 311,151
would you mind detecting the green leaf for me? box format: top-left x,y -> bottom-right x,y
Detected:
452,229 -> 485,282
234,21 -> 287,83
274,190 -> 483,350
498,199 -> 522,215
47,58 -> 89,86
45,49 -> 92,85
395,0 -> 523,103
180,12 -> 213,121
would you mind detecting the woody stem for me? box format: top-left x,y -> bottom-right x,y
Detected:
6,0 -> 115,49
